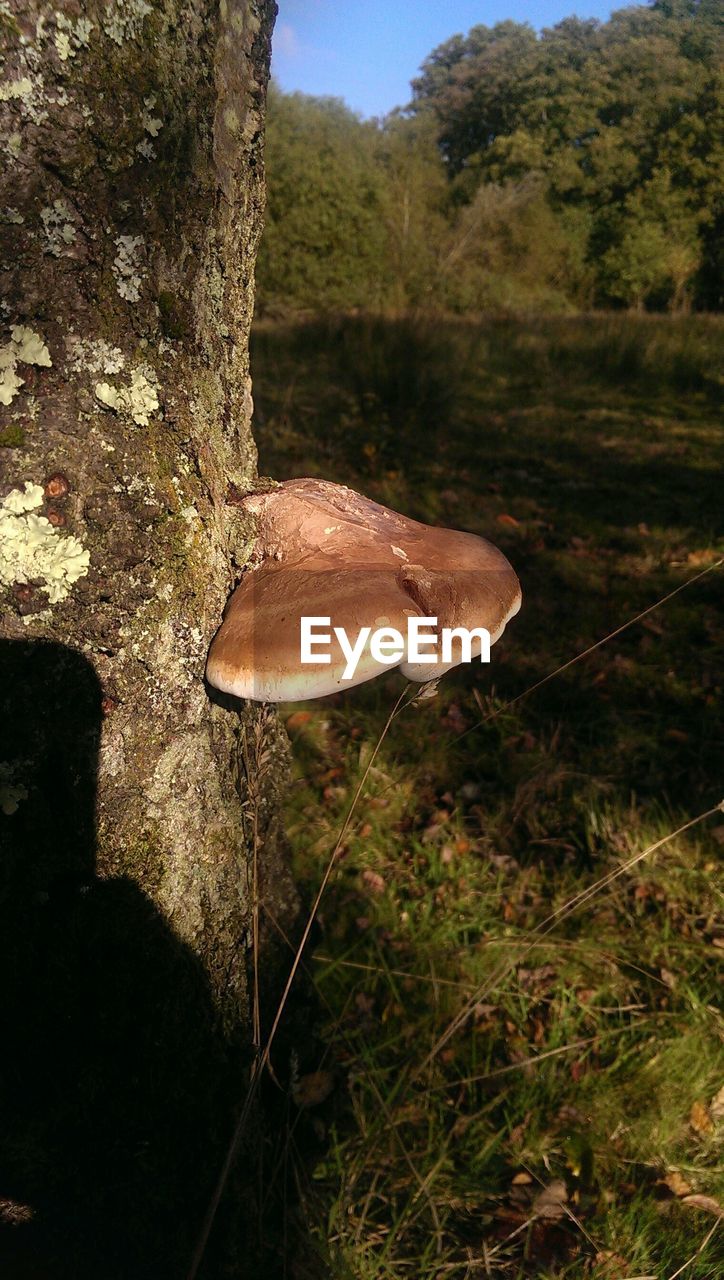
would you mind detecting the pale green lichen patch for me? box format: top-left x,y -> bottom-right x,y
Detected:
0,76 -> 33,101
137,94 -> 163,159
0,482 -> 90,605
55,31 -> 72,61
95,366 -> 159,426
142,94 -> 163,137
102,0 -> 152,46
0,325 -> 52,406
53,12 -> 93,61
66,336 -> 125,375
41,198 -> 77,255
113,235 -> 146,302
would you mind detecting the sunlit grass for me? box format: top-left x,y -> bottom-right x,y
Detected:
252,314 -> 724,1278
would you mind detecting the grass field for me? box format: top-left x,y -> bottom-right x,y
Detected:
250,314 -> 724,1279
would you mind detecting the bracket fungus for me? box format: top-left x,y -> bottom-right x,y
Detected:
206,478 -> 521,703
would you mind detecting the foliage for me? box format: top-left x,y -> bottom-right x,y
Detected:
251,312 -> 724,1277
258,89 -> 388,312
258,3 -> 723,314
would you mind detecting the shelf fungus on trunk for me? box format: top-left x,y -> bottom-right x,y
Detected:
205,478 -> 522,702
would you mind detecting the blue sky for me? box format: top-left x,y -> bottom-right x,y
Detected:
271,1 -> 620,118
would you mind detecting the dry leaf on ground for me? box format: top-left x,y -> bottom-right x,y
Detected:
663,1170 -> 693,1197
533,1179 -> 568,1219
681,1193 -> 723,1216
292,1070 -> 335,1108
690,1100 -> 714,1135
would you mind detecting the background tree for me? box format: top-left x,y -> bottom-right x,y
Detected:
0,1 -> 297,1273
255,1 -> 723,318
411,1 -> 723,311
257,86 -> 388,311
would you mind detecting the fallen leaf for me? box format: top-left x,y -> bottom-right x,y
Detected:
665,728 -> 689,743
687,549 -> 720,566
511,1171 -> 533,1186
361,868 -> 385,896
518,964 -> 557,988
663,1170 -> 693,1197
497,512 -> 520,528
681,1193 -> 724,1216
533,1179 -> 568,1219
286,710 -> 312,731
690,1100 -> 714,1135
0,1198 -> 34,1225
293,1070 -> 335,1108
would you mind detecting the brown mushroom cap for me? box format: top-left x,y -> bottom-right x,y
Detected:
205,478 -> 521,702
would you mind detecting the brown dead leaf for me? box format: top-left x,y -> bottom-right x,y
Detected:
320,766 -> 344,784
293,1070 -> 335,1108
0,1198 -> 34,1225
497,512 -> 521,527
518,964 -> 557,989
663,1170 -> 693,1197
533,1179 -> 568,1219
681,1193 -> 724,1216
512,1171 -> 533,1186
687,549 -> 720,566
690,1100 -> 714,1135
361,868 -> 385,896
665,728 -> 689,743
286,710 -> 312,731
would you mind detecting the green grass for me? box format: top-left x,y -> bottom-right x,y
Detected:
250,313 -> 724,1278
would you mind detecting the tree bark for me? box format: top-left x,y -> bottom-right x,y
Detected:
0,1 -> 298,1272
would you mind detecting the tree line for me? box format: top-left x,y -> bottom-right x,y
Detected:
257,0 -> 723,315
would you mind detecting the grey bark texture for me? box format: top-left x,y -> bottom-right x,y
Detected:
0,1 -> 301,1273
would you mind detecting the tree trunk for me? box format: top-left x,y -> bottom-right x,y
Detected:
0,1 -> 298,1273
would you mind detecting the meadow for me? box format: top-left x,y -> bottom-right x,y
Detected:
250,313 -> 724,1279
